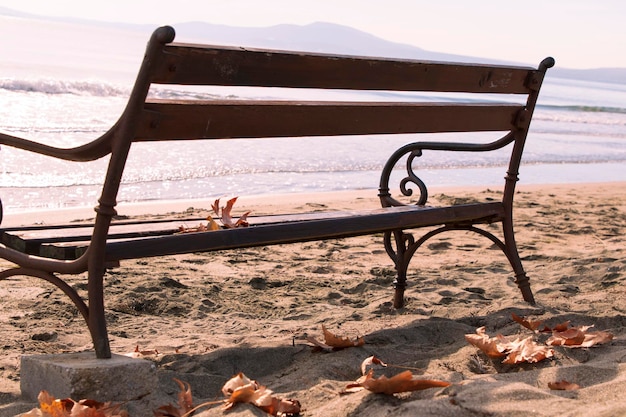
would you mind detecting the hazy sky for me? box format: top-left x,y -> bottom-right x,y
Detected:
1,0 -> 624,69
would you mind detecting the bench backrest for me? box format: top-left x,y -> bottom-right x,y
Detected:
128,27 -> 551,142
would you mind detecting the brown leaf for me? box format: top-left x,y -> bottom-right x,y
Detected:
211,199 -> 220,216
221,197 -> 239,228
23,390 -> 128,417
304,336 -> 335,352
353,370 -> 450,395
466,327 -> 554,364
580,329 -> 614,347
548,380 -> 581,390
464,327 -> 506,358
206,215 -> 220,231
214,197 -> 251,229
124,345 -> 160,358
322,325 -> 365,348
552,320 -> 571,332
154,379 -> 194,417
360,355 -> 388,376
511,313 -> 543,332
245,386 -> 301,417
223,384 -> 258,410
221,372 -> 258,397
546,325 -> 614,348
546,328 -> 586,346
221,373 -> 300,416
499,336 -> 554,364
306,325 -> 365,351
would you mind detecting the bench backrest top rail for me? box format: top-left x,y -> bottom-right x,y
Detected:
152,39 -> 538,94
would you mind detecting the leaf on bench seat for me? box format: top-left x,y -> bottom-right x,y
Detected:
177,215 -> 220,233
218,197 -> 251,228
178,197 -> 250,233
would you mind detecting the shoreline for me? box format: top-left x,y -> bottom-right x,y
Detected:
1,160 -> 625,220
2,180 -> 625,227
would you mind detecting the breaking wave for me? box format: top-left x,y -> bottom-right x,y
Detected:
0,78 -> 128,96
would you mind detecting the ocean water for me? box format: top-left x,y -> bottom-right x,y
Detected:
1,16 -> 625,213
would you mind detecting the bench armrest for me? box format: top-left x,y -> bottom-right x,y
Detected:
379,132 -> 516,206
0,131 -> 114,162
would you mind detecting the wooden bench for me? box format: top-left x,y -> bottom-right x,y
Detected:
0,26 -> 554,359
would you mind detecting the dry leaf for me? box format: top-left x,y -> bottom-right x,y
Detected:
179,197 -> 250,233
552,321 -> 571,332
360,356 -> 388,376
511,313 -> 544,332
546,325 -> 614,348
154,379 -> 194,417
222,372 -> 258,398
498,335 -> 554,364
548,380 -> 581,390
124,345 -> 160,358
464,327 -> 506,358
221,373 -> 301,416
21,390 -> 127,417
466,327 -> 554,364
214,197 -> 251,229
306,325 -> 365,351
206,215 -> 220,231
347,370 -> 450,395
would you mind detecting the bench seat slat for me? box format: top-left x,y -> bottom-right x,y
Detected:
104,202 -> 505,261
1,203 -> 504,261
155,43 -> 535,94
137,101 -> 522,140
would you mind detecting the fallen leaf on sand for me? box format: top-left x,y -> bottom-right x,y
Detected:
546,325 -> 614,348
360,355 -> 388,375
154,379 -> 194,417
306,325 -> 365,351
464,326 -> 506,358
221,372 -> 301,416
345,370 -> 450,395
498,335 -> 554,364
465,327 -> 554,364
548,380 -> 581,390
124,345 -> 160,358
20,390 -> 127,417
511,313 -> 544,332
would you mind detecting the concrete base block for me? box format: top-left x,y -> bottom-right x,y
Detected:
20,352 -> 158,403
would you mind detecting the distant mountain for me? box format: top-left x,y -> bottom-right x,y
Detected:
174,22 -> 626,85
175,21 -> 480,63
2,7 -> 625,85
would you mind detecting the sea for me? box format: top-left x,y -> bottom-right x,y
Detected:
1,16 -> 625,214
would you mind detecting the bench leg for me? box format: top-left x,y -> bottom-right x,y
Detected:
393,270 -> 407,309
499,212 -> 535,304
385,231 -> 414,309
87,265 -> 112,359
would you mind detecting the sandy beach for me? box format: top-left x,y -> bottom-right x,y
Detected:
0,182 -> 625,416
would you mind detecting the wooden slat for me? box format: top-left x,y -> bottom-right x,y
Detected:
151,43 -> 534,94
2,203 -> 504,261
136,101 -> 522,141
105,202 -> 505,261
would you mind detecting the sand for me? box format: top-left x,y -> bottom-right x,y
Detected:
0,182 -> 625,416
